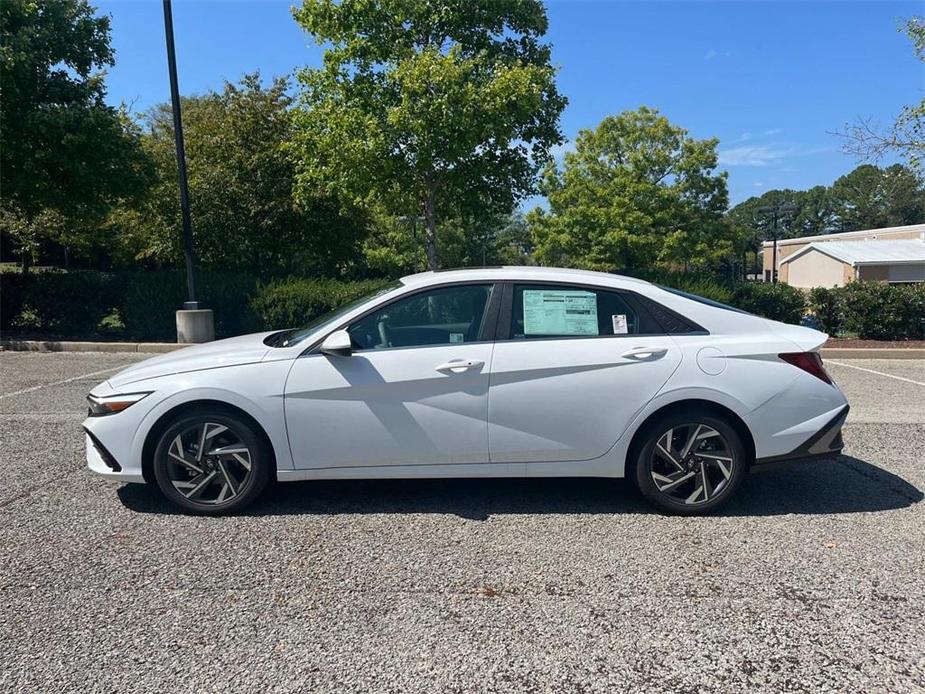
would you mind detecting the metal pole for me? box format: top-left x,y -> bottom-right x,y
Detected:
771,210 -> 779,284
163,0 -> 198,309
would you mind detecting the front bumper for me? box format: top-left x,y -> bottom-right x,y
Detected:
85,431 -> 145,482
753,404 -> 849,469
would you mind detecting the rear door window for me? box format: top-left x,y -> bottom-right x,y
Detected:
509,284 -> 661,339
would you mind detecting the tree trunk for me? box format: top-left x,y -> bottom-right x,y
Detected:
423,187 -> 438,271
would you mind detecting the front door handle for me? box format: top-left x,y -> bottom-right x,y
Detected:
621,346 -> 668,360
435,358 -> 484,374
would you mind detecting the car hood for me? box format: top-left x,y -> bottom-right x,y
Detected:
108,332 -> 279,388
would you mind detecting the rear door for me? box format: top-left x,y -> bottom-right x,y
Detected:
487,282 -> 681,463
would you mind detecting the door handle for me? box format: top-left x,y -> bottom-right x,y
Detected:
435,358 -> 484,374
621,346 -> 668,360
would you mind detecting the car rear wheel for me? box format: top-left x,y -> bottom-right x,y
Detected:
633,411 -> 747,515
152,411 -> 270,515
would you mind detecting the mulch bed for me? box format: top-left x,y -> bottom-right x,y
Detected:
823,339 -> 925,349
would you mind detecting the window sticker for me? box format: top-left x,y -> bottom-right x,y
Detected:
523,290 -> 598,336
449,332 -> 464,343
612,314 -> 628,335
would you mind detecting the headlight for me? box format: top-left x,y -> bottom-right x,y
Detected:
86,392 -> 151,416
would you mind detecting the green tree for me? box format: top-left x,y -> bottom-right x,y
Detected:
361,211 -> 534,277
290,0 -> 566,270
120,75 -> 369,276
727,186 -> 837,245
829,164 -> 924,230
529,107 -> 731,272
727,164 -> 923,249
0,0 -> 151,271
838,17 -> 925,173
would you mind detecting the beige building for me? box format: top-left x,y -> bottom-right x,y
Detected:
761,224 -> 925,288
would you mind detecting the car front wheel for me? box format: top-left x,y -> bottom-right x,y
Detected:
152,411 -> 271,515
633,411 -> 747,515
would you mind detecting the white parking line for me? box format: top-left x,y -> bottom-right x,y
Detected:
826,360 -> 925,387
0,366 -> 122,400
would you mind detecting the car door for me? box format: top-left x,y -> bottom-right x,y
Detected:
487,282 -> 681,463
284,283 -> 499,469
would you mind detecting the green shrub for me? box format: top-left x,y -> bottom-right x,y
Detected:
730,282 -> 806,324
12,271 -> 129,336
0,272 -> 26,331
838,282 -> 925,340
250,278 -> 389,330
123,271 -> 260,340
808,286 -> 843,336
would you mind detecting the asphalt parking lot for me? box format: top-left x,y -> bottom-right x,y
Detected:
0,351 -> 923,693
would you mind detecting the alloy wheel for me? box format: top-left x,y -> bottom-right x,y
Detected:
648,423 -> 735,506
164,421 -> 253,506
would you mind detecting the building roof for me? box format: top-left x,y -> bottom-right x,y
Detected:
761,223 -> 925,248
780,239 -> 925,267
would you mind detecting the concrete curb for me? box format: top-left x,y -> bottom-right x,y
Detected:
1,339 -> 185,354
2,339 -> 923,359
819,347 -> 924,360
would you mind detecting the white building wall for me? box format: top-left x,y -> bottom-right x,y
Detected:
784,250 -> 849,288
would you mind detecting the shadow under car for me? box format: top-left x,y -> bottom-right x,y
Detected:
116,455 -> 922,520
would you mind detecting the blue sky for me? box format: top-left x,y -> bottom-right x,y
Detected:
96,0 -> 923,206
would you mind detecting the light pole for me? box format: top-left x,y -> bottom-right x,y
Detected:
758,202 -> 797,283
163,0 -> 213,342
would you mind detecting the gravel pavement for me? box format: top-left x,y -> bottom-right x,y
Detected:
0,351 -> 923,693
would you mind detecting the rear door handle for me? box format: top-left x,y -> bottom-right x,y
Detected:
435,358 -> 484,374
621,346 -> 668,360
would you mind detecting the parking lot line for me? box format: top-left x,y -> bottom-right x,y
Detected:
0,365 -> 122,400
827,360 -> 925,387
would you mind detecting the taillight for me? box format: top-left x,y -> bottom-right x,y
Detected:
778,352 -> 832,384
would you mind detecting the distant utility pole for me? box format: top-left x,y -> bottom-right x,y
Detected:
758,202 -> 798,283
162,0 -> 198,309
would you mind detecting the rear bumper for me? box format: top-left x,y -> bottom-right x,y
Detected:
753,404 -> 849,469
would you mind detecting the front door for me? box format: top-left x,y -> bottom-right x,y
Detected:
488,283 -> 681,463
284,283 -> 497,469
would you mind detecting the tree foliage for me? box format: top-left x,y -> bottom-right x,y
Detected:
361,211 -> 534,277
727,164 -> 924,244
119,75 -> 369,276
0,0 -> 151,268
290,0 -> 566,270
529,107 -> 732,272
829,164 -> 924,230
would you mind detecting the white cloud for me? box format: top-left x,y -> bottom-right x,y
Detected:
718,145 -> 790,167
704,49 -> 718,61
763,128 -> 783,136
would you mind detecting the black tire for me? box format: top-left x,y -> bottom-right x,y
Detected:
152,410 -> 271,515
632,410 -> 748,516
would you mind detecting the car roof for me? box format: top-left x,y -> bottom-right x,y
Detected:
400,266 -> 653,289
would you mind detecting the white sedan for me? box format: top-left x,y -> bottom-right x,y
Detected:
84,267 -> 849,515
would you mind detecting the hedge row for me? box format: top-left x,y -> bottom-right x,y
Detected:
809,283 -> 925,340
2,270 -> 922,341
0,271 -> 387,341
634,270 -> 807,324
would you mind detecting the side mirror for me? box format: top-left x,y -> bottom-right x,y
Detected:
320,329 -> 352,357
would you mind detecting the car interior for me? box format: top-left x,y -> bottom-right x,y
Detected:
347,284 -> 493,349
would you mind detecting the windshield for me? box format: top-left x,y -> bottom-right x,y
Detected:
275,281 -> 402,347
657,285 -> 749,315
